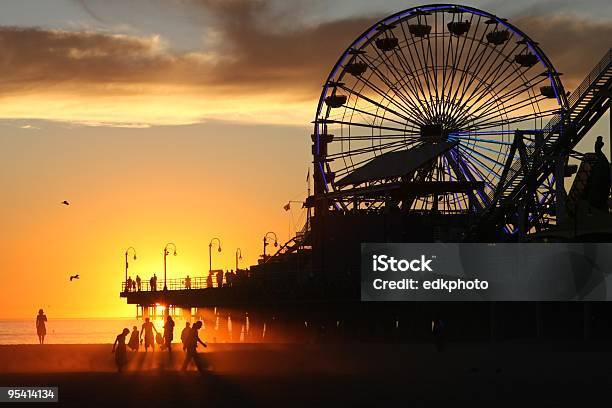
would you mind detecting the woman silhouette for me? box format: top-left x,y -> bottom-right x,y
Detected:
112,328 -> 130,372
36,309 -> 47,344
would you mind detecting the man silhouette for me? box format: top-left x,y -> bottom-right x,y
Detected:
140,317 -> 158,352
163,315 -> 175,354
181,322 -> 191,351
181,321 -> 207,372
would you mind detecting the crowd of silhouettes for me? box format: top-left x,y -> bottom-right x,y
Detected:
150,274 -> 158,291
123,270 -> 254,292
110,315 -> 208,373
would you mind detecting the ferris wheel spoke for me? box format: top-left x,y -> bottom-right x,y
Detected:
343,55 -> 429,125
339,85 -> 425,130
370,38 -> 436,121
460,74 -> 549,124
429,14 -> 441,116
399,20 -> 437,116
460,68 -> 547,120
388,49 -> 438,120
457,143 -> 505,171
418,19 -> 440,118
317,118 -> 418,134
465,111 -> 551,133
441,14 -> 476,120
448,150 -> 496,205
455,152 -> 500,193
460,141 -> 511,158
453,44 -> 524,118
465,96 -> 553,130
450,43 -> 521,123
340,103 -> 422,130
449,135 -> 513,146
352,59 -> 431,124
451,37 -> 508,122
366,34 -> 425,110
392,32 -> 437,120
335,132 -> 423,141
446,15 -> 488,116
464,90 -> 548,126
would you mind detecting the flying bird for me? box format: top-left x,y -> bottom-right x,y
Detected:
61,200 -> 70,206
70,274 -> 80,281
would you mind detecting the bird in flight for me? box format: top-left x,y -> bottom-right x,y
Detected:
61,200 -> 70,206
70,274 -> 80,281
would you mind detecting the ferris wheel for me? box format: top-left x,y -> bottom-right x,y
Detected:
312,4 -> 568,216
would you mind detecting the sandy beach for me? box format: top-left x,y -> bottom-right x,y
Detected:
1,342 -> 612,407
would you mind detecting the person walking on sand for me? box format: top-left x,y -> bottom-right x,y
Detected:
140,317 -> 158,352
163,315 -> 175,354
112,328 -> 130,372
181,321 -> 207,372
181,322 -> 191,351
128,326 -> 140,352
136,275 -> 141,291
36,309 -> 47,344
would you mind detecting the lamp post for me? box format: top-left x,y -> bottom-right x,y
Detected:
263,232 -> 278,261
163,243 -> 177,291
209,238 -> 222,273
124,247 -> 137,288
235,248 -> 243,271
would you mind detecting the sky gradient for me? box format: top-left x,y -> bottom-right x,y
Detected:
1,0 -> 610,318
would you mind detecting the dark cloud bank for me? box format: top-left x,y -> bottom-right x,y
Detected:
0,0 -> 609,99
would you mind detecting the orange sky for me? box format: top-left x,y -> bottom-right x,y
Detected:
0,0 -> 610,319
0,122 -> 310,318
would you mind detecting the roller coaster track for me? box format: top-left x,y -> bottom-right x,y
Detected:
486,48 -> 612,234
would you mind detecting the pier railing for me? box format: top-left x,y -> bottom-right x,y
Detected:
122,276 -> 212,292
121,271 -> 249,293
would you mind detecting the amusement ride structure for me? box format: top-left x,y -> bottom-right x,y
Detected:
122,4 -> 612,341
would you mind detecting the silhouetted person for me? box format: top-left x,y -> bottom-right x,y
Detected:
126,276 -> 133,292
589,136 -> 611,211
36,309 -> 47,344
206,273 -> 213,288
181,321 -> 207,372
128,326 -> 139,352
152,274 -> 158,291
185,275 -> 191,289
140,317 -> 158,352
217,270 -> 224,287
136,275 -> 141,291
181,322 -> 191,351
163,315 -> 175,354
112,328 -> 130,372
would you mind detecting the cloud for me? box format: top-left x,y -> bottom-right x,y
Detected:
0,0 -> 609,125
513,14 -> 612,91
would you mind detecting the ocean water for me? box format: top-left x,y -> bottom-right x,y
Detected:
0,317 -> 189,345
